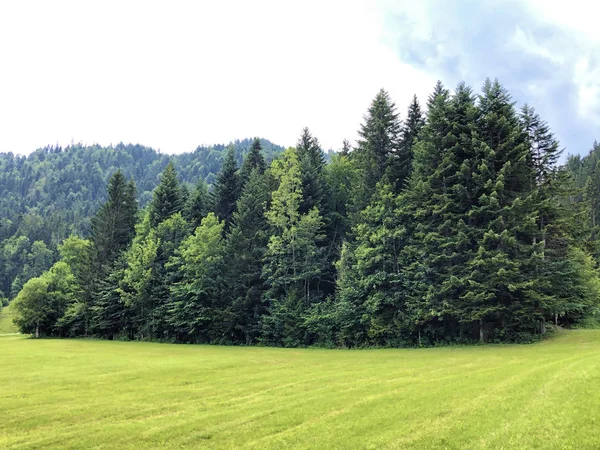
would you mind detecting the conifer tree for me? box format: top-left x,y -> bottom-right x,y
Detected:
340,181 -> 409,345
149,162 -> 183,227
90,170 -> 138,270
184,179 -> 210,229
222,169 -> 270,344
407,82 -> 480,342
357,89 -> 402,182
462,79 -> 535,341
168,213 -> 225,343
239,138 -> 266,187
296,128 -> 327,214
394,95 -> 425,190
340,139 -> 352,157
211,146 -> 240,228
262,148 -> 325,346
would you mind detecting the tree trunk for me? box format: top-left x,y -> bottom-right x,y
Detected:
541,318 -> 546,335
555,312 -> 558,326
479,319 -> 484,343
35,321 -> 39,338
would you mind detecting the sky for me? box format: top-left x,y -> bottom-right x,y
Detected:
0,0 -> 598,156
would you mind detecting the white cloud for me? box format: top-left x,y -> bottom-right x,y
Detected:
0,0 -> 436,155
511,26 -> 564,65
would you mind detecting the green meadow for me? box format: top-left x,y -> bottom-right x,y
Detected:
1,330 -> 599,449
0,303 -> 18,335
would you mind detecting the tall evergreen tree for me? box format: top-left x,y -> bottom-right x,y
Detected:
462,79 -> 536,341
296,128 -> 327,214
149,162 -> 183,227
222,170 -> 271,344
394,95 -> 425,191
351,89 -> 401,214
404,82 -> 479,342
168,213 -> 225,343
262,148 -> 325,346
184,179 -> 210,229
239,138 -> 266,187
340,139 -> 352,157
90,170 -> 138,270
211,146 -> 240,228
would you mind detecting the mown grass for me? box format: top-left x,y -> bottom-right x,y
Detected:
1,331 -> 599,449
0,302 -> 19,335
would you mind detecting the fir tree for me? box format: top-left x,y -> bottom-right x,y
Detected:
354,89 -> 402,201
463,79 -> 535,341
262,148 -> 325,346
149,162 -> 183,227
211,146 -> 240,228
296,128 -> 327,214
184,179 -> 210,229
168,213 -> 225,343
394,95 -> 425,191
239,138 -> 266,187
222,169 -> 270,344
90,170 -> 138,270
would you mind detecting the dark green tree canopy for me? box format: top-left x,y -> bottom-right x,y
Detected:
149,162 -> 183,227
239,138 -> 266,186
210,146 -> 240,228
6,79 -> 600,348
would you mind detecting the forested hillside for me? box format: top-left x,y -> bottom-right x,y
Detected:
0,139 -> 284,300
7,79 -> 600,346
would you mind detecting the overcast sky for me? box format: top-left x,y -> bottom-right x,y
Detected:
0,0 -> 598,156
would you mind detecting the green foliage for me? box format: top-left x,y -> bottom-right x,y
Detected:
183,179 -> 209,229
262,148 -> 325,346
90,170 -> 138,269
355,89 -> 401,192
12,262 -> 78,337
149,162 -> 183,227
210,147 -> 240,229
239,138 -> 267,187
223,170 -> 271,344
168,213 -> 225,343
5,80 -> 600,348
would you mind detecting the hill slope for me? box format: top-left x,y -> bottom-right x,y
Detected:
0,139 -> 284,298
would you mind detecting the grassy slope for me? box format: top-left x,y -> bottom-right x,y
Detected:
1,331 -> 599,449
0,302 -> 19,335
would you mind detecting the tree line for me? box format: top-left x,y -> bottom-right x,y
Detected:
0,139 -> 284,302
10,79 -> 600,346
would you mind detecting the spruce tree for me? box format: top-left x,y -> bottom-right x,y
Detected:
211,146 -> 240,228
222,169 -> 270,344
340,139 -> 352,157
239,138 -> 266,187
354,89 -> 402,201
339,181 -> 409,345
296,128 -> 327,214
184,179 -> 210,229
462,79 -> 535,341
90,170 -> 138,270
394,95 -> 425,191
168,213 -> 225,343
149,162 -> 183,227
262,148 -> 325,346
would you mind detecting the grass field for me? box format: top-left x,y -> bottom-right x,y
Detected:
0,302 -> 19,335
1,331 -> 599,449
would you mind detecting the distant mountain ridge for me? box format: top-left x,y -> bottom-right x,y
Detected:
0,138 -> 285,236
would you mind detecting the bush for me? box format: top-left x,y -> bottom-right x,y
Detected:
573,316 -> 600,329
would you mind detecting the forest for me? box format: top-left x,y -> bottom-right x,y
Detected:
4,79 -> 600,346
